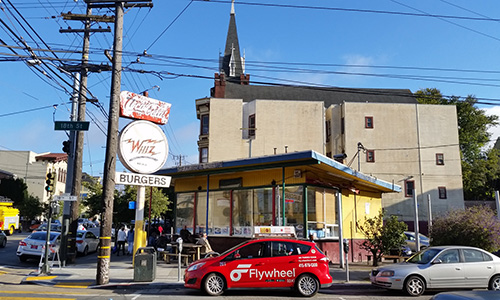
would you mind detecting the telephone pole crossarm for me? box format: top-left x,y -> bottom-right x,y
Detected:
84,0 -> 153,9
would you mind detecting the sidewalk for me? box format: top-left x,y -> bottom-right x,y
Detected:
21,254 -> 375,290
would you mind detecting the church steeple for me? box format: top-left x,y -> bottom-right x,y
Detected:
221,0 -> 244,81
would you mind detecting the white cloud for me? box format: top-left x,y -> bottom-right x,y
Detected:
484,106 -> 500,148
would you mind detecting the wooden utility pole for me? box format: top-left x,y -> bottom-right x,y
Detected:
59,7 -> 113,266
96,1 -> 124,285
79,0 -> 152,285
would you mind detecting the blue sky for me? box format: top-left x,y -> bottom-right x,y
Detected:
2,0 -> 500,177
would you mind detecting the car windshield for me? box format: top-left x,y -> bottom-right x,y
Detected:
407,248 -> 441,264
219,240 -> 252,256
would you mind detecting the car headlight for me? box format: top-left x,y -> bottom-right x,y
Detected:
379,270 -> 395,277
187,262 -> 206,272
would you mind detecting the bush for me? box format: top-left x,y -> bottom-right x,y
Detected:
430,205 -> 500,252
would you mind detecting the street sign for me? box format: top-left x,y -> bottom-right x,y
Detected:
115,171 -> 171,188
54,121 -> 90,131
53,194 -> 77,201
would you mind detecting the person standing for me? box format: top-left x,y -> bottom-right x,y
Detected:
127,228 -> 135,255
116,225 -> 127,256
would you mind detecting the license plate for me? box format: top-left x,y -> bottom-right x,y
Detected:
31,245 -> 38,249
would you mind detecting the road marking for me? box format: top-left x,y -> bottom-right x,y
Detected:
54,281 -> 94,288
24,276 -> 57,281
0,298 -> 76,300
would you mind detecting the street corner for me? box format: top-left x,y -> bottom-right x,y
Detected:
22,272 -> 94,288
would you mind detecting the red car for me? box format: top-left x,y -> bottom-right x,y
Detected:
184,238 -> 333,297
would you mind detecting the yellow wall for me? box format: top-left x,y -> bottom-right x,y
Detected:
341,189 -> 382,240
174,168 -> 307,192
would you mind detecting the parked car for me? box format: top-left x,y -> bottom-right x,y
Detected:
76,230 -> 99,256
17,231 -> 61,262
34,222 -> 62,232
0,230 -> 6,248
184,238 -> 333,297
404,231 -> 430,252
431,290 -> 500,300
370,245 -> 500,296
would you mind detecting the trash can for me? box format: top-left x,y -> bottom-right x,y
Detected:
133,247 -> 156,282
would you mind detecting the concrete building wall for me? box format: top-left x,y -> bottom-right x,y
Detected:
207,98 -> 325,162
328,102 -> 464,227
0,151 -> 67,205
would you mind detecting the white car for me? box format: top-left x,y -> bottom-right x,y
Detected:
370,246 -> 500,296
17,231 -> 61,262
76,230 -> 99,256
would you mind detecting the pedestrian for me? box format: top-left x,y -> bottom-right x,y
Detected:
116,225 -> 127,256
196,233 -> 213,254
127,227 -> 134,255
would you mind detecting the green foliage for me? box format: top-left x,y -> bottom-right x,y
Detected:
430,206 -> 500,252
358,210 -> 408,266
0,178 -> 43,220
416,88 -> 500,200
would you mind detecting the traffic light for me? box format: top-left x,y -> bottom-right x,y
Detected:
62,140 -> 71,154
45,172 -> 55,193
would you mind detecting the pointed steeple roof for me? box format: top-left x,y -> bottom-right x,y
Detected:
221,0 -> 244,81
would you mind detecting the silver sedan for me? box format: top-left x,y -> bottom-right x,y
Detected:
370,246 -> 500,296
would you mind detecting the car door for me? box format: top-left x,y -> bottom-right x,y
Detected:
222,241 -> 270,288
262,241 -> 300,288
428,249 -> 464,288
85,232 -> 99,252
461,249 -> 496,288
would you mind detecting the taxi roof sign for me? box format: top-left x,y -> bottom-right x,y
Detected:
253,226 -> 296,238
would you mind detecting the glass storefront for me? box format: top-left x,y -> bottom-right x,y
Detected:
175,185 -> 338,239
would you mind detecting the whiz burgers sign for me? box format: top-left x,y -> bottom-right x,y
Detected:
116,91 -> 172,186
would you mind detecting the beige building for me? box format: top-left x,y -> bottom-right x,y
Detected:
192,1 -> 464,232
328,102 -> 464,227
0,150 -> 67,205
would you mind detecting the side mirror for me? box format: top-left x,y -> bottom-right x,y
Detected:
432,259 -> 442,264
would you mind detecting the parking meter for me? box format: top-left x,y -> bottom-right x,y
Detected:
343,239 -> 349,253
176,237 -> 183,252
343,239 -> 349,282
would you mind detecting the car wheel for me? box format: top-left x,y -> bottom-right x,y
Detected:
83,246 -> 89,256
404,275 -> 425,296
204,273 -> 225,296
488,275 -> 500,290
19,255 -> 28,262
0,238 -> 6,248
295,274 -> 319,297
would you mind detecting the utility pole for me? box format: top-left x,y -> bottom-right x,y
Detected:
59,7 -> 113,266
91,0 -> 153,285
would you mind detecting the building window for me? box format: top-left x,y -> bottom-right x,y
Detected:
366,150 -> 375,162
436,153 -> 444,165
325,120 -> 331,142
200,147 -> 208,163
405,180 -> 415,197
200,114 -> 209,135
248,114 -> 256,137
365,116 -> 374,128
438,186 -> 447,199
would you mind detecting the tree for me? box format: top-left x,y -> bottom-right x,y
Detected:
430,205 -> 500,252
0,178 -> 43,222
416,88 -> 500,200
358,210 -> 408,266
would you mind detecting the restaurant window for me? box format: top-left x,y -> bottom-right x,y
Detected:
436,153 -> 444,165
204,190 -> 231,235
175,193 -> 195,234
253,188 -> 273,226
200,147 -> 208,163
232,190 -> 253,236
307,187 -> 338,239
365,116 -> 374,129
248,114 -> 256,137
405,180 -> 415,197
280,186 -> 305,238
200,114 -> 209,135
366,150 -> 375,162
438,186 -> 447,199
